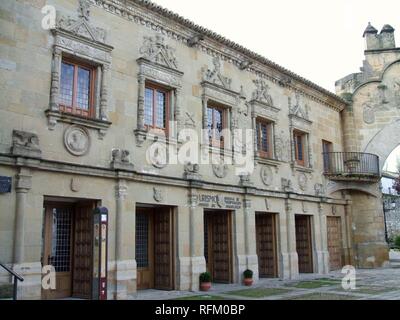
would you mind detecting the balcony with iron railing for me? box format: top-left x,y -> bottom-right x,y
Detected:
322,152 -> 380,182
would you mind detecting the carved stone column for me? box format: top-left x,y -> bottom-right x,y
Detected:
49,48 -> 62,112
175,88 -> 182,135
202,97 -> 209,145
285,199 -> 299,279
13,168 -> 32,265
137,75 -> 146,131
314,203 -> 329,274
100,64 -> 110,121
114,180 -> 136,299
243,197 -> 258,281
251,111 -> 257,160
188,188 -> 206,291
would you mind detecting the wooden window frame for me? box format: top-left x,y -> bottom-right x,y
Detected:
294,130 -> 307,167
59,57 -> 96,118
144,82 -> 171,136
256,118 -> 273,159
322,140 -> 333,172
207,102 -> 227,148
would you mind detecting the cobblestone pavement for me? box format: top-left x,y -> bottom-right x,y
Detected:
133,265 -> 400,300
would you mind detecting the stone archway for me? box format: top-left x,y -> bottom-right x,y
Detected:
364,119 -> 400,170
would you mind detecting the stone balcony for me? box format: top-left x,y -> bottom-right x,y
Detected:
322,152 -> 380,182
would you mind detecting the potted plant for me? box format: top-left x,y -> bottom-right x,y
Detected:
243,269 -> 253,286
199,272 -> 212,291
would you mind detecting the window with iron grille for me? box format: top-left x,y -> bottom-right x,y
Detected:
50,207 -> 72,272
136,213 -> 149,268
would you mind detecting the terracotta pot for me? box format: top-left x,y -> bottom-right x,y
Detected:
243,278 -> 253,286
200,282 -> 212,291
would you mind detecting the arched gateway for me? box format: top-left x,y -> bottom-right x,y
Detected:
333,23 -> 400,267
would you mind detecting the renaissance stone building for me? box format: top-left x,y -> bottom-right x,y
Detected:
0,0 -> 392,299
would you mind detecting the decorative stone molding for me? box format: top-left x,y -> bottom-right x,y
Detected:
11,130 -> 42,158
260,166 -> 273,186
115,183 -> 128,200
332,205 -> 337,215
183,162 -> 202,180
281,178 -> 293,192
111,149 -> 134,170
15,170 -> 32,192
91,0 -> 347,111
64,125 -> 91,156
46,0 -> 113,136
302,202 -> 308,213
135,35 -> 183,146
153,187 -> 164,202
252,79 -> 274,106
297,172 -> 308,191
212,162 -> 228,178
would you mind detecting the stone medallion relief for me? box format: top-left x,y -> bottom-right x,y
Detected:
298,172 -> 308,191
64,125 -> 90,156
260,166 -> 273,186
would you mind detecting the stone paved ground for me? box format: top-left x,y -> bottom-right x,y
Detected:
134,263 -> 400,300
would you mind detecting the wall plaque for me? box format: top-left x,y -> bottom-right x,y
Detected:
0,176 -> 12,193
198,194 -> 242,209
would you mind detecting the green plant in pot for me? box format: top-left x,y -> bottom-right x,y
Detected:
243,269 -> 253,286
199,272 -> 212,291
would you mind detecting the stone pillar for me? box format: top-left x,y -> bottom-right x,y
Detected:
251,112 -> 257,158
343,198 -> 354,266
314,203 -> 329,274
49,48 -> 61,112
341,105 -> 359,152
100,64 -> 110,121
114,180 -> 136,299
175,88 -> 182,135
188,189 -> 206,291
13,168 -> 32,264
137,75 -> 146,131
243,197 -> 259,281
285,199 -> 299,279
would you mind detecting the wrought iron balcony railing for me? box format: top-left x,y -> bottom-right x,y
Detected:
322,152 -> 380,182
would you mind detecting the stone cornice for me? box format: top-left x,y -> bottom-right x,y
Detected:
92,0 -> 347,111
0,153 -> 346,203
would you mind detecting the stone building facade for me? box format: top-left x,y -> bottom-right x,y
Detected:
0,0 -> 390,299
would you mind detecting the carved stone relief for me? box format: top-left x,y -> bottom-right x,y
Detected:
202,57 -> 232,89
184,162 -> 202,180
298,172 -> 308,191
314,183 -> 325,196
260,166 -> 273,186
281,178 -> 293,192
139,35 -> 178,69
252,79 -> 274,106
111,149 -> 134,170
64,125 -> 90,156
289,92 -> 310,120
275,130 -> 290,162
11,130 -> 42,158
56,0 -> 107,44
70,178 -> 81,192
153,187 -> 164,202
212,158 -> 228,178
